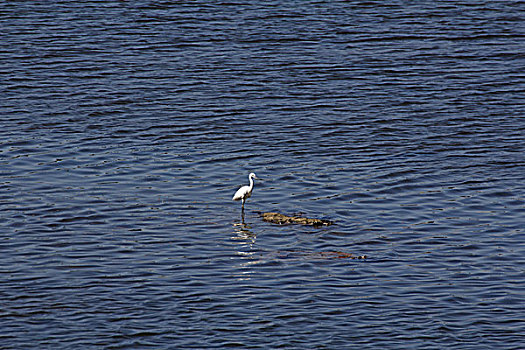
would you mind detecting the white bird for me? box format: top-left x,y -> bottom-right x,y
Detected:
232,172 -> 258,212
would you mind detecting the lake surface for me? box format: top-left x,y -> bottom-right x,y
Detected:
1,1 -> 524,349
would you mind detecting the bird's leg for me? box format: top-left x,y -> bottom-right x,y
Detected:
241,199 -> 245,212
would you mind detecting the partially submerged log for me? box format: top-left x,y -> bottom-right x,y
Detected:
261,212 -> 333,227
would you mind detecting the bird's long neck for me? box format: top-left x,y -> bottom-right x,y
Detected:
248,176 -> 254,191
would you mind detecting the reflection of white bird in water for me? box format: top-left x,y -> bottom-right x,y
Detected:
232,172 -> 258,212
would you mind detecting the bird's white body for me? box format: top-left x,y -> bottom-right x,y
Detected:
233,185 -> 252,201
233,173 -> 257,210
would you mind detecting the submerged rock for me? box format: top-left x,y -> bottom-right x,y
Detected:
316,251 -> 367,260
261,212 -> 333,227
248,250 -> 366,263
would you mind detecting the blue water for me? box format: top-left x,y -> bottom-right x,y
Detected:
1,1 -> 524,349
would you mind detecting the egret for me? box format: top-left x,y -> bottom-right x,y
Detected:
232,172 -> 258,212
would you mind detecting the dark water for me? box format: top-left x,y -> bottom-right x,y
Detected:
1,1 -> 524,349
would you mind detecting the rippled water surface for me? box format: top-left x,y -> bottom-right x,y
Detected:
1,1 -> 524,349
